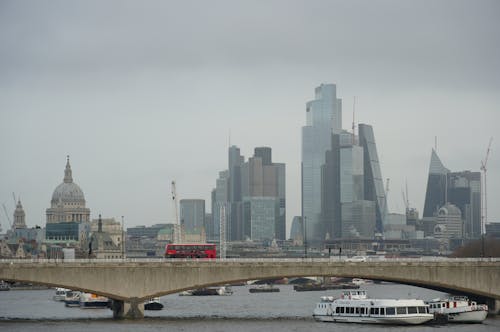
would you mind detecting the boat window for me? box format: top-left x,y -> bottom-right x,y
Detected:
386,307 -> 396,315
355,307 -> 360,314
380,308 -> 385,315
336,307 -> 340,314
418,306 -> 427,314
397,307 -> 407,315
374,308 -> 379,315
340,307 -> 345,314
407,307 -> 417,314
370,308 -> 375,315
350,307 -> 355,314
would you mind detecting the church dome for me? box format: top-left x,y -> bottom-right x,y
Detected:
50,157 -> 86,206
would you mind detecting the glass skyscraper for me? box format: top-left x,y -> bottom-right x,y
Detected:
423,149 -> 449,218
302,84 -> 342,243
358,123 -> 387,233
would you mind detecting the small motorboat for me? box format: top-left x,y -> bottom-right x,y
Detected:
144,297 -> 164,310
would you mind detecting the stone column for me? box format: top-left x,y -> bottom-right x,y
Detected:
111,298 -> 144,319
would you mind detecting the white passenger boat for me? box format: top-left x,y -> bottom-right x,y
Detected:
427,296 -> 488,323
79,293 -> 110,308
53,287 -> 70,301
313,290 -> 433,325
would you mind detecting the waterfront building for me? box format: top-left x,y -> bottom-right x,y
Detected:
45,157 -> 90,242
179,199 -> 206,235
302,84 -> 342,243
87,215 -> 123,259
90,217 -> 123,247
358,123 -> 387,233
127,224 -> 170,239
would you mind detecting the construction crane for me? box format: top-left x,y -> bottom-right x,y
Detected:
480,137 -> 493,235
2,203 -> 12,230
171,181 -> 181,243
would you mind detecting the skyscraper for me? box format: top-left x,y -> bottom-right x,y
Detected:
447,171 -> 481,239
213,146 -> 285,242
241,147 -> 286,241
423,149 -> 449,218
302,84 -> 342,243
179,199 -> 206,235
358,123 -> 387,233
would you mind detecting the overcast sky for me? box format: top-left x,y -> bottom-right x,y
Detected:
1,0 -> 499,234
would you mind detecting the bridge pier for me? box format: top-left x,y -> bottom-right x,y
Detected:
111,298 -> 144,319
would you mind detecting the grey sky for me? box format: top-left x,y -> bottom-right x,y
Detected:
1,0 -> 499,233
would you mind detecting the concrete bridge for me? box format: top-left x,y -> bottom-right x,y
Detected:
1,258 -> 499,319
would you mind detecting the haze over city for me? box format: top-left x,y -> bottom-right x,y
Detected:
1,0 -> 499,233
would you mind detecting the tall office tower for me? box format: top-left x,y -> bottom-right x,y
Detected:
321,134 -> 341,239
241,147 -> 286,241
211,170 -> 229,241
358,123 -> 387,233
302,84 -> 342,243
447,171 -> 481,239
179,199 -> 206,234
322,130 -> 376,239
423,149 -> 449,218
228,145 -> 244,241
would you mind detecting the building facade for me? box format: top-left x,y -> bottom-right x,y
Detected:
302,84 -> 342,243
358,123 -> 387,233
179,199 -> 206,235
45,157 -> 90,242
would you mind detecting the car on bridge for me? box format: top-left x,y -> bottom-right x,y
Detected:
345,256 -> 367,262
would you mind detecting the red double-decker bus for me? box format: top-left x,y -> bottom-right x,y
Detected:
164,244 -> 217,258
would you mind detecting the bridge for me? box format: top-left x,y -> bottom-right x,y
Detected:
1,258 -> 499,319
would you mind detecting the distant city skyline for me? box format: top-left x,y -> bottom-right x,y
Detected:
0,1 -> 499,233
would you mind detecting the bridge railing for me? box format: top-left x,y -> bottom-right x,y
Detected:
0,257 -> 499,264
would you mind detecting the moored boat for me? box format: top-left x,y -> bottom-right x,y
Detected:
313,290 -> 433,325
79,293 -> 110,308
0,280 -> 10,291
64,291 -> 81,307
249,284 -> 280,293
426,296 -> 488,323
179,286 -> 233,296
144,297 -> 164,310
53,287 -> 70,301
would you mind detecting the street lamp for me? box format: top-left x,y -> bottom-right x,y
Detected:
121,216 -> 125,259
303,216 -> 307,258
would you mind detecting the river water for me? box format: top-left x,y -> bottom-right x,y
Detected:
0,283 -> 499,331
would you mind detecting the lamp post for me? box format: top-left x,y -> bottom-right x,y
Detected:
121,216 -> 125,259
303,216 -> 307,258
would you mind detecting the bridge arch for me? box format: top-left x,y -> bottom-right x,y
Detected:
1,258 -> 498,318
